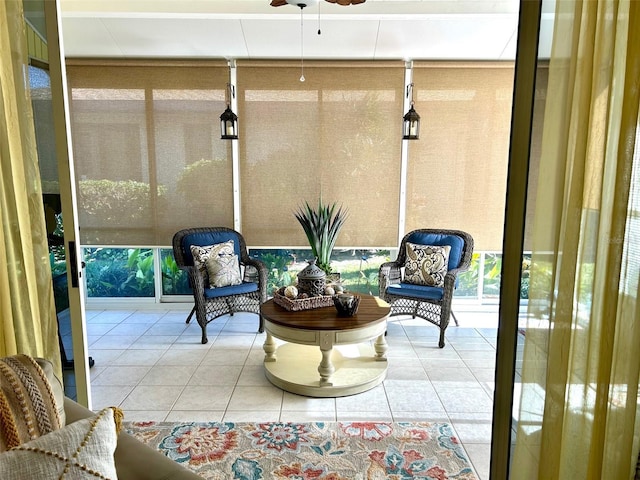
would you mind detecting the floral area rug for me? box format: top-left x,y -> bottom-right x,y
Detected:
124,420 -> 478,479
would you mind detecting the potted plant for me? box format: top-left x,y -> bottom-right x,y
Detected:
294,198 -> 348,277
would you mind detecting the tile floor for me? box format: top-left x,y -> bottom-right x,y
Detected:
73,305 -> 499,479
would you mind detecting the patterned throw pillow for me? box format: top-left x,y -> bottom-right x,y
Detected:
190,240 -> 235,278
0,407 -> 119,480
205,254 -> 242,288
0,354 -> 63,452
404,243 -> 451,287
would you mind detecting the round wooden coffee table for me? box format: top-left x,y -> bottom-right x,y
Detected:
260,294 -> 390,397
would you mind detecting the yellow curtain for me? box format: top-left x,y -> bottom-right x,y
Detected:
512,0 -> 640,478
0,1 -> 61,374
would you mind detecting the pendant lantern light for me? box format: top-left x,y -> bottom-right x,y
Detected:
220,68 -> 238,140
403,83 -> 420,140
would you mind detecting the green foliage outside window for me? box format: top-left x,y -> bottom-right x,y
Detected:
330,250 -> 389,296
456,253 -> 480,298
79,246 -> 539,302
49,213 -> 67,277
455,252 -> 532,300
251,249 -> 297,294
483,253 -> 503,298
160,249 -> 190,295
84,247 -> 155,297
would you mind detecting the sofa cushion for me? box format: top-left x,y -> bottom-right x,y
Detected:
203,281 -> 259,299
387,282 -> 445,301
0,407 -> 119,480
404,242 -> 450,287
205,253 -> 242,288
0,354 -> 62,451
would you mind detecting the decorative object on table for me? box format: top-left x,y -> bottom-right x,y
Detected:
296,258 -> 326,297
283,285 -> 298,299
273,291 -> 334,311
294,198 -> 348,276
333,293 -> 360,316
124,420 -> 477,480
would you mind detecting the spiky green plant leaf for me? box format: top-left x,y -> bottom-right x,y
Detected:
294,199 -> 348,275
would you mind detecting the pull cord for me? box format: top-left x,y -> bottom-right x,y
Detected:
299,5 -> 305,82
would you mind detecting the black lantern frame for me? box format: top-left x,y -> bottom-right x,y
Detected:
403,83 -> 420,140
220,83 -> 238,140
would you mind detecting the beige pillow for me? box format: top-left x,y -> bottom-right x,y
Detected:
0,407 -> 119,480
205,254 -> 242,288
190,240 -> 235,278
404,243 -> 451,287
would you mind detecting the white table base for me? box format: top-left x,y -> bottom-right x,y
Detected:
263,342 -> 387,397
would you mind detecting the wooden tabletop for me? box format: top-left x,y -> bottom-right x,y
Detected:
261,294 -> 390,331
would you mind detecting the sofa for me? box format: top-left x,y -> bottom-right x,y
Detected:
0,355 -> 201,479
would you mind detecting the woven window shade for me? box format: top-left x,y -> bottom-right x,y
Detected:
406,62 -> 515,252
66,61 -> 232,246
236,61 -> 404,248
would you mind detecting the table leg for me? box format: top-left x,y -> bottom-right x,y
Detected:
263,332 -> 277,362
374,334 -> 388,361
318,348 -> 335,386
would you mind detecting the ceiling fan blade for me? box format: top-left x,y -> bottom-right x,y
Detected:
270,0 -> 365,7
324,0 -> 366,5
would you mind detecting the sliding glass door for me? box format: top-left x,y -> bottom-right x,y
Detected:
494,0 -> 640,478
37,0 -> 92,406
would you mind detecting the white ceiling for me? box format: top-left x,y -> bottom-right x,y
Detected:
58,0 -> 554,61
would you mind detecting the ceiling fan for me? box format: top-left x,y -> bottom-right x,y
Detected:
270,0 -> 366,81
270,0 -> 366,7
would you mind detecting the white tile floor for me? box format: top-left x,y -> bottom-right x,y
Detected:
78,306 -> 498,479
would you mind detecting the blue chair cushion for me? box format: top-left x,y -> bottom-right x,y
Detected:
182,231 -> 241,266
204,281 -> 258,299
405,232 -> 464,271
387,282 -> 444,301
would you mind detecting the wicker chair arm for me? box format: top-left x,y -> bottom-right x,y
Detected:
241,257 -> 268,302
378,261 -> 402,297
185,265 -> 207,294
443,270 -> 457,289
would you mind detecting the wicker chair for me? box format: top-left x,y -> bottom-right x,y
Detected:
172,227 -> 267,344
379,229 -> 474,348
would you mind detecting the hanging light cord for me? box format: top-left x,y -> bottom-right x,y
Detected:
300,5 -> 305,82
